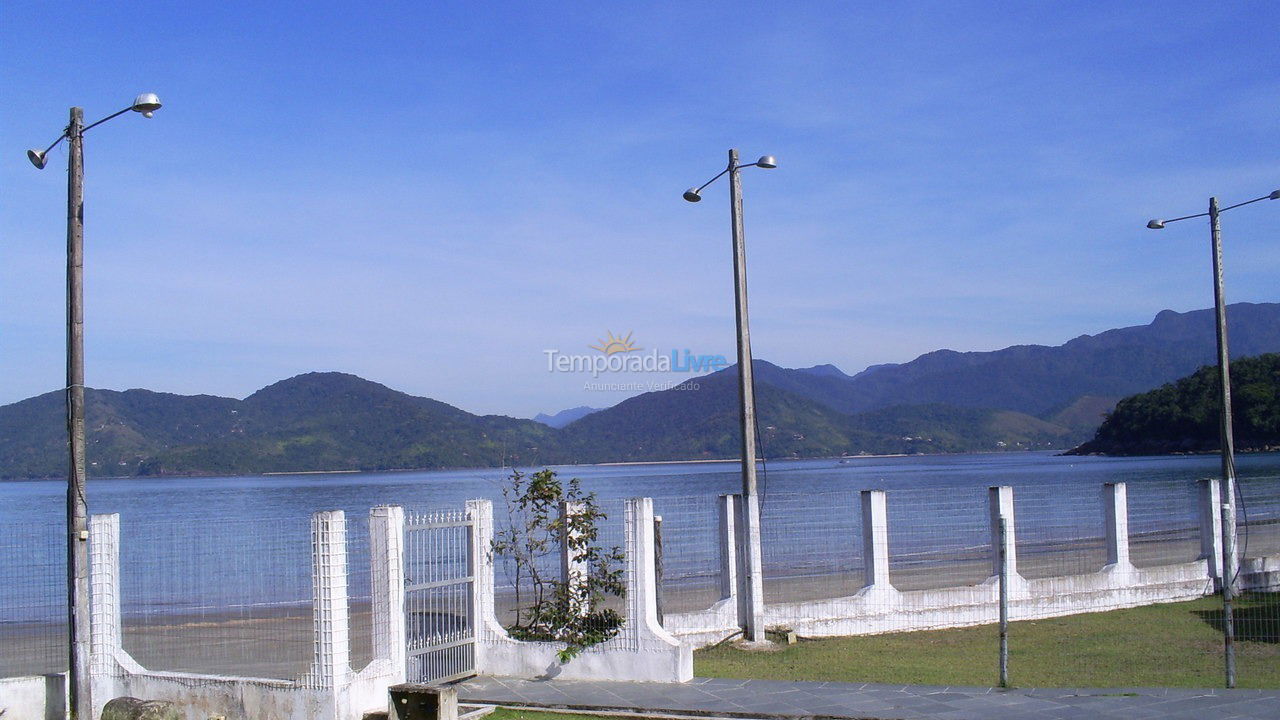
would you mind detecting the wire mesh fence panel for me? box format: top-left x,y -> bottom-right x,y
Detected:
1128,479 -> 1202,568
761,489 -> 863,604
0,520 -> 67,678
1233,474 -> 1280,686
344,511 -> 373,672
1012,482 -> 1107,580
118,514 -> 314,680
888,486 -> 991,591
1239,474 -> 1280,559
584,496 -> 629,642
652,494 -> 721,614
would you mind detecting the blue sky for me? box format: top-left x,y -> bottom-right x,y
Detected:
3,2 -> 1279,417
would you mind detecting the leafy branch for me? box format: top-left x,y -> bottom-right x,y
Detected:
492,468 -> 625,662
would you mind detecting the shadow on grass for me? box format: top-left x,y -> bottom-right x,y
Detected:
1194,593 -> 1280,643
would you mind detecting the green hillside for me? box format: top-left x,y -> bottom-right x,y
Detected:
0,370 -> 1072,479
1068,353 -> 1280,456
0,373 -> 563,477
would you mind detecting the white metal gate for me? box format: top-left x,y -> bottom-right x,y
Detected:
404,509 -> 476,684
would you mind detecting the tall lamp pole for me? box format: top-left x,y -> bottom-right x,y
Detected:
1147,187 -> 1280,688
26,93 -> 163,719
683,149 -> 777,642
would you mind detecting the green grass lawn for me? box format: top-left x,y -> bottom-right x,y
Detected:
695,594 -> 1280,689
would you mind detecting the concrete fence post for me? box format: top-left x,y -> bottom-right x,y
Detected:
308,510 -> 350,689
860,490 -> 891,589
734,494 -> 767,640
1199,478 -> 1225,585
465,498 -> 508,652
718,495 -> 739,604
559,500 -> 588,615
988,486 -> 1017,579
625,498 -> 662,630
89,513 -> 123,678
370,505 -> 406,680
1103,482 -> 1132,568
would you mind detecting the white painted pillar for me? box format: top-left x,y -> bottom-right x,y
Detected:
308,510 -> 350,688
736,494 -> 767,641
465,499 -> 507,645
1102,483 -> 1131,568
89,513 -> 122,678
860,490 -> 891,589
559,500 -> 588,615
1199,478 -> 1225,583
625,498 -> 662,631
988,486 -> 1017,579
718,494 -> 739,603
369,505 -> 406,680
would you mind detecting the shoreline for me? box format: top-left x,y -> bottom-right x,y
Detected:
1,449 -> 1059,482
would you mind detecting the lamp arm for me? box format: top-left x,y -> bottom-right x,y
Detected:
1160,211 -> 1211,226
694,166 -> 731,194
81,105 -> 134,134
40,133 -> 69,155
1218,194 -> 1273,213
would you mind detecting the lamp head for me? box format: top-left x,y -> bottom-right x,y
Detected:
131,92 -> 162,118
755,155 -> 777,169
26,149 -> 47,170
683,188 -> 702,203
1270,189 -> 1280,200
1146,219 -> 1166,230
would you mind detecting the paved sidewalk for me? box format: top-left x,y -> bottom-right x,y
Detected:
458,676 -> 1280,720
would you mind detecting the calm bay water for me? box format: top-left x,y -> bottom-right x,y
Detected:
4,451 -> 1280,624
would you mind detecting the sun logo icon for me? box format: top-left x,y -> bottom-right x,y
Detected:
590,330 -> 641,355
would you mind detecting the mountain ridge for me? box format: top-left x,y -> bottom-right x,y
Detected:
6,302 -> 1280,478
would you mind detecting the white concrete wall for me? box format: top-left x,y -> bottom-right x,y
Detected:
0,674 -> 65,720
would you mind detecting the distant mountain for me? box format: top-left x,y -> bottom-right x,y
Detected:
532,406 -> 602,429
796,364 -> 852,381
0,370 -> 1068,479
6,302 -> 1280,478
1068,353 -> 1280,456
0,372 -> 562,478
555,371 -> 1070,463
739,303 -> 1280,433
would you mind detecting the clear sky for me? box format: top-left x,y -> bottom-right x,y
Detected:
3,2 -> 1279,417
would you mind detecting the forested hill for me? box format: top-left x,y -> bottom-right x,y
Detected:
1068,353 -> 1280,456
7,302 -> 1280,477
0,371 -> 1069,478
0,373 -> 563,478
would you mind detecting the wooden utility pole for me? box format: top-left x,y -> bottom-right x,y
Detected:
998,516 -> 1009,688
728,149 -> 766,642
1209,196 -> 1238,688
66,105 -> 92,720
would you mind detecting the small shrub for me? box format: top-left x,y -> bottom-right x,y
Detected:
492,468 -> 625,662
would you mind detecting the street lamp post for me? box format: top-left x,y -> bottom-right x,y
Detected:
683,149 -> 777,643
1147,187 -> 1280,688
26,93 -> 163,719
